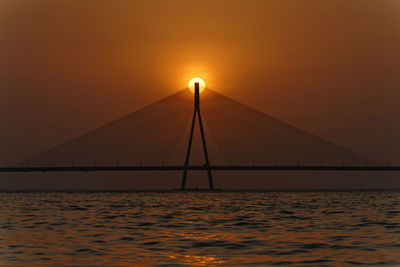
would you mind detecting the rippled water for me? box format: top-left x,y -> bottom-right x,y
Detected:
0,191 -> 399,266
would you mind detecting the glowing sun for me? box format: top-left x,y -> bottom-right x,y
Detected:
188,78 -> 206,93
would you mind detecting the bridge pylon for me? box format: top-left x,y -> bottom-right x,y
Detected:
181,82 -> 214,189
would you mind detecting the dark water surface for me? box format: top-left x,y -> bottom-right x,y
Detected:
0,191 -> 399,266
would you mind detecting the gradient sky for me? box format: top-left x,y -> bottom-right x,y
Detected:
1,0 -> 400,165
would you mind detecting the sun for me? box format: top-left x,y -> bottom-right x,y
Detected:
188,78 -> 206,93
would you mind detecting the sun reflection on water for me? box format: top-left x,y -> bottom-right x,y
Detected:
0,191 -> 399,266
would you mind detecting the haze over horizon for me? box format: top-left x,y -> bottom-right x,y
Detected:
1,0 -> 400,167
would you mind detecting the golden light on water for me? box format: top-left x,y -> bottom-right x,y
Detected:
188,78 -> 206,93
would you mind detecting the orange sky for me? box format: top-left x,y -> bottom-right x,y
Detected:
1,0 -> 400,164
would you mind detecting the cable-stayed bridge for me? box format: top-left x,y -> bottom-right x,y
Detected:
1,84 -> 399,189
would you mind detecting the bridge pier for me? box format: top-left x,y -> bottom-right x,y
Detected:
181,82 -> 214,190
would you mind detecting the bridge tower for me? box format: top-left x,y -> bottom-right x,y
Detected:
181,82 -> 214,189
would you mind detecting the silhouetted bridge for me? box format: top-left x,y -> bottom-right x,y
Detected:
2,83 -> 399,189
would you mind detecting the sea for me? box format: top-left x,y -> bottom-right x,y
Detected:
0,191 -> 399,266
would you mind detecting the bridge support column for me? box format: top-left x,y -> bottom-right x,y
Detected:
181,82 -> 214,190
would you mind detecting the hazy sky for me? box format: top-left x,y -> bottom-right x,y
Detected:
1,0 -> 400,165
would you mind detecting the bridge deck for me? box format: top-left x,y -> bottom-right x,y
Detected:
1,166 -> 400,172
